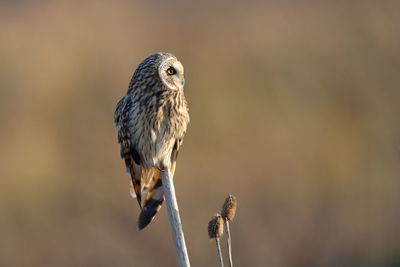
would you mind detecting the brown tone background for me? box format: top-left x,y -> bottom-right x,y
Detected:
1,1 -> 399,266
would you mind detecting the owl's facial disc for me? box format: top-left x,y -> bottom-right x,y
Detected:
159,57 -> 185,91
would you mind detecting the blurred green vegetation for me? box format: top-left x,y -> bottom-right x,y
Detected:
0,1 -> 399,266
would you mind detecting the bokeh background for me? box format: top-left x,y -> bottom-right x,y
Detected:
1,1 -> 399,266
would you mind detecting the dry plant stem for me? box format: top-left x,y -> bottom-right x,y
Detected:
161,169 -> 191,267
216,238 -> 225,267
225,220 -> 233,267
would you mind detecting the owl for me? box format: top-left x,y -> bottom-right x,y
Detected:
114,53 -> 190,230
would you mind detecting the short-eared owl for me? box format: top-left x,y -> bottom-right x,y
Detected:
114,53 -> 189,230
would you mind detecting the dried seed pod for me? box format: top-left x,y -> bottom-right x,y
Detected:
208,214 -> 224,239
221,194 -> 237,221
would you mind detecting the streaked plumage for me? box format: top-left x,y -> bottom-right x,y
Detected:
114,52 -> 189,230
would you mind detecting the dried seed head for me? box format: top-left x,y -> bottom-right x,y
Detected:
208,214 -> 224,239
221,194 -> 237,221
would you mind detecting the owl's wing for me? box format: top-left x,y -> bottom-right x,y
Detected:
114,96 -> 143,207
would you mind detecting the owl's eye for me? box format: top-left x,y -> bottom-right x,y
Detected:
166,67 -> 176,75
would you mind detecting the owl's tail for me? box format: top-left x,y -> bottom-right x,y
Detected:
137,175 -> 164,230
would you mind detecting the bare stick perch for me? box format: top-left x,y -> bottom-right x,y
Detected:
161,169 -> 191,267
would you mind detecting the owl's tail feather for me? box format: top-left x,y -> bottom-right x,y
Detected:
137,178 -> 164,230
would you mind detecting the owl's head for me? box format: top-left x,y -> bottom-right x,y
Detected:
129,52 -> 185,93
157,53 -> 185,91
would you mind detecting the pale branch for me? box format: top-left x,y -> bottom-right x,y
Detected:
161,169 -> 191,267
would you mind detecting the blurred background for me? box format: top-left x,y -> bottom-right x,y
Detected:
1,1 -> 399,266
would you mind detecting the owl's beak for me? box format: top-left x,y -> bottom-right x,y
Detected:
174,78 -> 185,90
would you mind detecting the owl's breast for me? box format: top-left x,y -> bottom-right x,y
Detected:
132,93 -> 189,169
